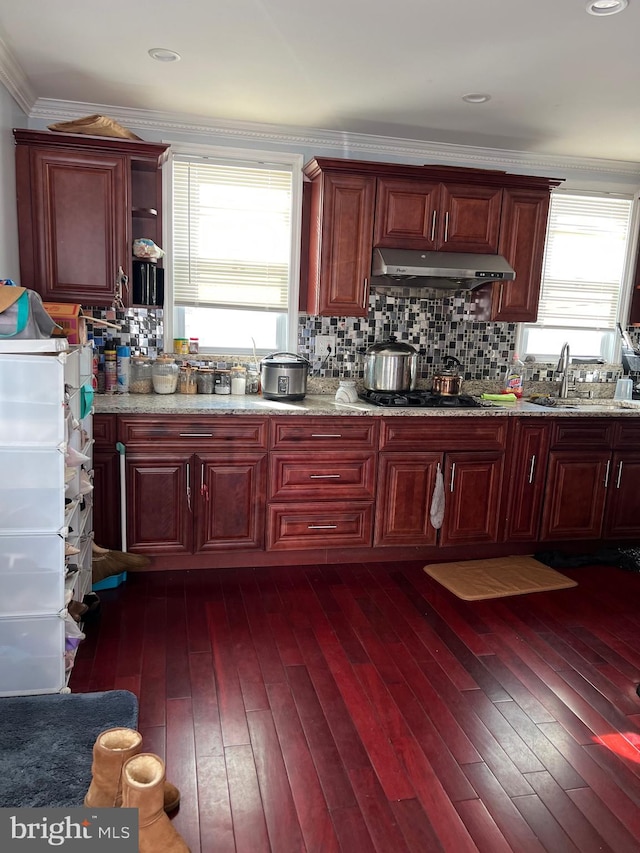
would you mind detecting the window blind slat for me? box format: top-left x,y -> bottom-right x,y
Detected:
172,159 -> 293,311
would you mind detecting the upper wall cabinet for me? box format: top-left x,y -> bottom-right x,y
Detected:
14,129 -> 169,307
302,157 -> 562,320
373,178 -> 503,253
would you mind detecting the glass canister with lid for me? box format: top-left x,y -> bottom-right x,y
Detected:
196,368 -> 215,394
151,356 -> 179,394
130,356 -> 153,394
178,365 -> 198,394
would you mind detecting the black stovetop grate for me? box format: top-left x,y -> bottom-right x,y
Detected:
358,389 -> 482,408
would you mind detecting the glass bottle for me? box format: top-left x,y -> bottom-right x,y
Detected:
196,368 -> 215,394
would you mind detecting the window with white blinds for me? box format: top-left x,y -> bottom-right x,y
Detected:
521,192 -> 633,361
172,158 -> 293,312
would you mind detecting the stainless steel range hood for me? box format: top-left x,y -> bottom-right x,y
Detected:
371,248 -> 516,290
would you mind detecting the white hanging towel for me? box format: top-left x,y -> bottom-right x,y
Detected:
430,463 -> 445,529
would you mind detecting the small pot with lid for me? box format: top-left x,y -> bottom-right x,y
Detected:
432,356 -> 463,396
362,336 -> 423,393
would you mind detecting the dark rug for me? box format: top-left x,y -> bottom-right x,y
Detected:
0,690 -> 138,807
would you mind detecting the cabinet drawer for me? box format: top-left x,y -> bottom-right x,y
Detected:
267,502 -> 373,549
118,416 -> 268,448
612,418 -> 640,448
380,417 -> 507,451
270,417 -> 378,449
93,413 -> 117,446
550,419 -> 613,449
269,451 -> 376,500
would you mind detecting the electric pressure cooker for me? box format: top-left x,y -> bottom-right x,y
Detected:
260,352 -> 310,401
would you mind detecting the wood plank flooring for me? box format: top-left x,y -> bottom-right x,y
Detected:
70,560 -> 640,852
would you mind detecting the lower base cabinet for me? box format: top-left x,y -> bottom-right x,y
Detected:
126,451 -> 267,553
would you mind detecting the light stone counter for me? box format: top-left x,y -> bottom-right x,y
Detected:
94,393 -> 640,418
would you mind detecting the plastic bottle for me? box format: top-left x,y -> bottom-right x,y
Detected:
116,345 -> 131,393
504,354 -> 524,398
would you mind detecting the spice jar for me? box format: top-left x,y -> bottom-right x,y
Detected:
196,368 -> 215,394
214,369 -> 231,394
230,366 -> 247,395
151,357 -> 179,394
178,365 -> 198,394
130,357 -> 153,394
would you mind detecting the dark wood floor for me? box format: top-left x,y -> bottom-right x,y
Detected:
70,559 -> 640,852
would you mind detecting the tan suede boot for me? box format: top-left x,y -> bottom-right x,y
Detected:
122,754 -> 190,853
84,728 -> 180,812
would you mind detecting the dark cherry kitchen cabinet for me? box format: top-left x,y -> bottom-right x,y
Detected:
303,166 -> 376,316
267,417 -> 378,549
504,418 -> 551,541
471,187 -> 553,323
373,178 -> 503,253
14,129 -> 168,306
302,156 -> 561,319
375,417 -> 507,547
125,450 -> 267,553
539,418 -> 640,541
92,413 -> 121,550
117,416 -> 268,555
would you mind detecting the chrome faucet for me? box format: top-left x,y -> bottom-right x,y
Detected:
556,342 -> 571,398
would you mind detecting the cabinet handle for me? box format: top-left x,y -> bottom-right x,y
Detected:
310,474 -> 341,479
186,462 -> 192,512
444,211 -> 450,242
604,459 -> 611,488
528,454 -> 536,484
179,433 -> 214,437
311,433 -> 342,438
616,461 -> 623,489
497,284 -> 504,314
430,210 -> 437,242
200,463 -> 209,501
450,462 -> 456,492
307,524 -> 338,529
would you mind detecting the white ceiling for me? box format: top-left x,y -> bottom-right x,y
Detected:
1,0 -> 640,164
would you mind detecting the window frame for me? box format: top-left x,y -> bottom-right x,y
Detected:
516,189 -> 640,363
162,142 -> 304,355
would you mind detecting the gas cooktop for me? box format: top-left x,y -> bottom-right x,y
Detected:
358,389 -> 483,408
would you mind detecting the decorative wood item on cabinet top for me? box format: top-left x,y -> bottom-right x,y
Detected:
301,156 -> 562,320
13,129 -> 169,307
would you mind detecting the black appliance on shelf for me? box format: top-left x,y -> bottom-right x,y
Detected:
358,389 -> 483,408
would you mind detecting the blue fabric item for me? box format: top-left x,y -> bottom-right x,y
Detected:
0,690 -> 139,807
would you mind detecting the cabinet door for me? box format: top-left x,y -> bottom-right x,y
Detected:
195,452 -> 267,551
438,184 -> 502,253
93,450 -> 121,550
604,451 -> 640,539
374,452 -> 441,546
26,147 -> 128,304
307,172 -> 376,316
125,451 -> 194,554
373,178 -> 440,249
474,188 -> 551,323
540,450 -> 610,540
439,452 -> 504,547
505,420 -> 550,541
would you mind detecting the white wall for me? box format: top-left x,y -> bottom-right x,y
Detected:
0,82 -> 26,281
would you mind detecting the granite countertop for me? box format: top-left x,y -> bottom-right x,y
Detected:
94,392 -> 640,417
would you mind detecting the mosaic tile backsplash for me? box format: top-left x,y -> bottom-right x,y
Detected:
84,295 -> 640,389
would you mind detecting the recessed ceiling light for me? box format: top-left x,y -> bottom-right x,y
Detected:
462,93 -> 491,104
148,48 -> 181,62
586,0 -> 628,15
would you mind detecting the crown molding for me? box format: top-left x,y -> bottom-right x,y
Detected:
0,33 -> 35,114
26,97 -> 640,183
